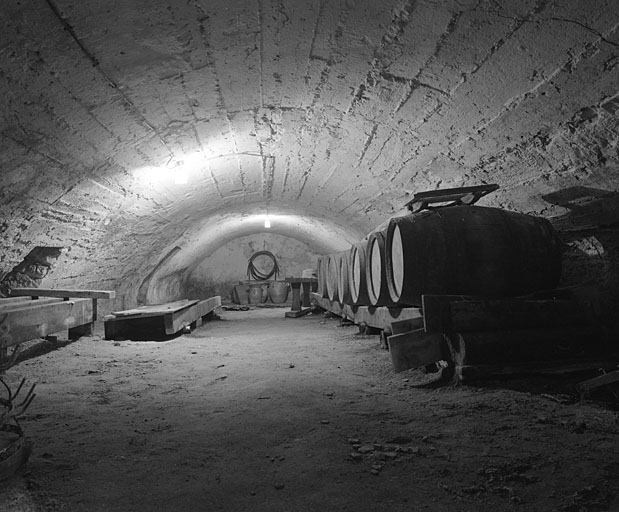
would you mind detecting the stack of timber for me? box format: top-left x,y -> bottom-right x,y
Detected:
388,293 -> 612,384
103,296 -> 221,341
5,288 -> 115,343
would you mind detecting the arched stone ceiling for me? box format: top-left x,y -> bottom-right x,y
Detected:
1,0 -> 618,301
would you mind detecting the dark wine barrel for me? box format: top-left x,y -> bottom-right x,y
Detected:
365,231 -> 397,307
348,243 -> 371,306
325,253 -> 341,301
385,206 -> 562,307
337,249 -> 353,304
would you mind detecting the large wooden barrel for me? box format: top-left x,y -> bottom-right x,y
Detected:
316,256 -> 328,298
385,206 -> 562,307
325,253 -> 341,301
337,250 -> 353,304
348,243 -> 371,306
365,231 -> 397,307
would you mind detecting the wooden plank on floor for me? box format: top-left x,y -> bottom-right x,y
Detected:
387,330 -> 447,373
11,288 -> 116,299
0,298 -> 93,346
423,295 -> 585,333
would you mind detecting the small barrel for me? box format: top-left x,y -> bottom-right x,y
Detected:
365,231 -> 396,307
385,206 -> 562,306
268,281 -> 289,304
348,243 -> 371,306
337,249 -> 353,304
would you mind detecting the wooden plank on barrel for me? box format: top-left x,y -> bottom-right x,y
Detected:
0,299 -> 93,347
11,288 -> 115,299
387,330 -> 447,373
423,295 -> 585,333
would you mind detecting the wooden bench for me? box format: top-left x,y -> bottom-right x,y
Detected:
1,288 -> 115,349
103,296 -> 221,341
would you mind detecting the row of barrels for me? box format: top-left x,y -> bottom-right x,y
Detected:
316,205 -> 562,308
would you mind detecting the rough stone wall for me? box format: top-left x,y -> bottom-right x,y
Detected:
185,234 -> 321,301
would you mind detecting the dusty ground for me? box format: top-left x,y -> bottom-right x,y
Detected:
0,308 -> 618,511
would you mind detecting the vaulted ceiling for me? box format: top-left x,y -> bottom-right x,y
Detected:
1,0 -> 618,304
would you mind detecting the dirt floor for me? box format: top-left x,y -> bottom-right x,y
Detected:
0,307 -> 618,511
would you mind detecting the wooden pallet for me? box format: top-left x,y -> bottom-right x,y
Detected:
104,296 -> 221,341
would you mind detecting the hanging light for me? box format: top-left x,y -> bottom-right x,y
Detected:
264,215 -> 271,228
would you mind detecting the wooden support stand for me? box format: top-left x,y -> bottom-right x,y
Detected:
311,293 -> 423,332
104,296 -> 221,341
285,278 -> 317,318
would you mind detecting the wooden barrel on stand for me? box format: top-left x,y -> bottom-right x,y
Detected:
384,206 -> 562,307
316,256 -> 329,298
337,249 -> 353,305
365,230 -> 397,307
325,253 -> 341,302
348,243 -> 371,306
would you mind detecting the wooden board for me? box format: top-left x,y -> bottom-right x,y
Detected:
391,317 -> 425,335
11,288 -> 115,299
576,370 -> 619,394
387,330 -> 447,373
111,300 -> 199,318
0,298 -> 64,312
458,359 -> 618,382
0,298 -> 94,347
311,293 -> 422,332
447,325 -> 605,366
422,295 -> 585,333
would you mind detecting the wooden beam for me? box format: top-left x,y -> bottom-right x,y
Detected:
423,295 -> 585,333
163,296 -> 221,335
0,298 -> 65,313
452,325 -> 604,366
391,317 -> 425,335
0,298 -> 94,347
576,370 -> 619,394
311,293 -> 422,332
11,288 -> 116,299
111,299 -> 199,318
387,330 -> 447,373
